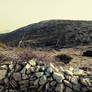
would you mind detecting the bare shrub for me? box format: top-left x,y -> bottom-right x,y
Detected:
17,48 -> 56,65
0,53 -> 9,63
55,54 -> 72,64
17,48 -> 35,62
0,42 -> 13,50
0,42 -> 7,49
82,50 -> 92,57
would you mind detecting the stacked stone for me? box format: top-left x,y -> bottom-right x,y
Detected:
0,59 -> 91,92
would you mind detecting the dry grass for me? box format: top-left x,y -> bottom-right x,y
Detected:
0,42 -> 13,51
0,42 -> 7,49
0,45 -> 92,71
0,53 -> 10,63
16,48 -> 68,67
17,48 -> 56,63
0,44 -> 91,71
0,46 -> 69,67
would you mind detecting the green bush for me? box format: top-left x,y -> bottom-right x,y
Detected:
55,54 -> 72,64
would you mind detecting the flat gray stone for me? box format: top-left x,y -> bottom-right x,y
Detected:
25,63 -> 30,69
15,64 -> 21,72
30,67 -> 35,72
20,67 -> 26,74
81,87 -> 88,92
39,75 -> 47,85
73,69 -> 84,75
53,72 -> 64,83
0,65 -> 8,70
35,72 -> 44,78
45,72 -> 50,77
46,67 -> 53,73
70,76 -> 79,85
40,66 -> 46,71
29,59 -> 36,66
49,63 -> 59,72
65,70 -> 73,76
0,70 -> 7,80
63,80 -> 72,88
80,77 -> 92,86
65,87 -> 72,92
0,86 -> 4,92
69,67 -> 74,72
46,83 -> 49,90
47,77 -> 53,81
9,64 -> 14,70
13,73 -> 21,81
50,81 -> 56,86
59,66 -> 64,72
55,83 -> 64,92
87,87 -> 92,91
22,74 -> 28,79
72,84 -> 81,92
34,79 -> 39,86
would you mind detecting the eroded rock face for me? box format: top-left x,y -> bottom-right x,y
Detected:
0,59 -> 91,92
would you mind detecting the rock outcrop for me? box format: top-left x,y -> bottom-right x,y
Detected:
0,59 -> 91,92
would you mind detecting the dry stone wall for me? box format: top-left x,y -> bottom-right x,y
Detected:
0,59 -> 92,92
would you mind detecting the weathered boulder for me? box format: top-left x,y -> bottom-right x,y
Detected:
65,87 -> 73,92
13,73 -> 21,81
73,69 -> 84,75
39,75 -> 47,85
53,72 -> 64,83
35,72 -> 44,78
29,59 -> 36,66
0,70 -> 7,80
63,80 -> 72,88
49,63 -> 59,72
55,83 -> 64,92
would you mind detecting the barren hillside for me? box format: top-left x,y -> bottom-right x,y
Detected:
0,20 -> 92,49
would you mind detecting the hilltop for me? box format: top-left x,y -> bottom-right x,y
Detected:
0,20 -> 92,49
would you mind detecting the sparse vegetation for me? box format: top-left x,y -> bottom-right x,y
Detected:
0,42 -> 7,49
55,54 -> 72,64
1,20 -> 92,49
82,50 -> 92,57
0,53 -> 9,63
0,42 -> 12,50
17,48 -> 56,64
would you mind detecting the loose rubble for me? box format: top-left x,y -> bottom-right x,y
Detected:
0,59 -> 91,92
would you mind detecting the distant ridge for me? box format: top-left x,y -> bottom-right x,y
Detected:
0,20 -> 92,49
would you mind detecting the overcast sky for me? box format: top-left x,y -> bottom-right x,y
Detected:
0,0 -> 92,33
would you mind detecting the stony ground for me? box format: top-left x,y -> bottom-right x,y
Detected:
51,47 -> 92,71
0,46 -> 92,73
0,59 -> 92,92
0,46 -> 92,92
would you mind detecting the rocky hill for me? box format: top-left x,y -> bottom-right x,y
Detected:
0,20 -> 92,48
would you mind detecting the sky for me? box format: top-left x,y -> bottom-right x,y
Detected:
0,0 -> 92,33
